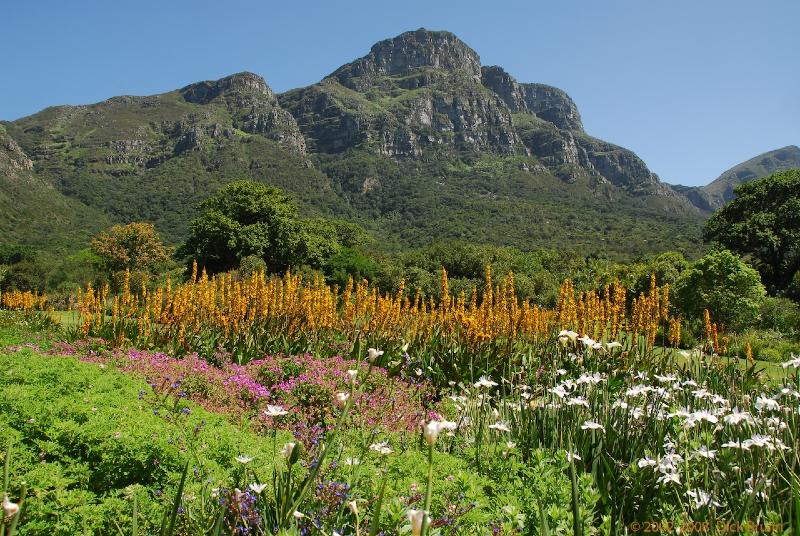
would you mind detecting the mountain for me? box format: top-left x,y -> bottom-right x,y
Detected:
0,123 -> 111,249
1,28 -> 708,259
678,145 -> 800,211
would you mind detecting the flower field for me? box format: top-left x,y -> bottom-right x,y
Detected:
0,267 -> 797,535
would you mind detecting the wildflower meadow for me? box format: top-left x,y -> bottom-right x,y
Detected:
0,263 -> 797,536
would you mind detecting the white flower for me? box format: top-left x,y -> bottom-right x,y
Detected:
346,369 -> 358,383
653,373 -> 678,383
781,354 -> 800,368
551,385 -> 569,398
293,510 -> 304,519
723,408 -> 754,426
264,404 -> 288,417
406,509 -> 429,536
685,410 -> 718,428
335,392 -> 350,405
370,441 -> 393,455
626,385 -> 651,397
558,330 -> 578,342
577,372 -> 604,385
565,451 -> 581,462
581,420 -> 605,432
720,438 -> 742,450
2,495 -> 19,518
606,341 -> 623,350
612,399 -> 629,409
657,472 -> 682,486
474,376 -> 498,389
556,368 -> 568,376
637,456 -> 657,468
686,488 -> 721,509
366,348 -> 384,362
693,446 -> 717,459
344,456 -> 360,465
423,420 -> 457,445
742,434 -> 778,450
506,441 -> 517,449
235,455 -> 253,464
488,421 -> 511,433
281,442 -> 297,459
348,500 -> 359,516
755,395 -> 780,412
249,483 -> 268,494
566,396 -> 589,408
578,335 -> 596,347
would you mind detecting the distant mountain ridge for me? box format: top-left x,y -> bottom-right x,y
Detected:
1,28 -> 728,258
704,145 -> 800,208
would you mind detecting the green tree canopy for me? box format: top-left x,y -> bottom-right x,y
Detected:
180,181 -> 364,274
704,169 -> 800,294
675,249 -> 766,331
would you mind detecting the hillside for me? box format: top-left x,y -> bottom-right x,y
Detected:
1,28 -> 709,258
678,145 -> 800,211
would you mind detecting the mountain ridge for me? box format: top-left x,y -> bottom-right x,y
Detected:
676,145 -> 800,211
1,28 -> 715,258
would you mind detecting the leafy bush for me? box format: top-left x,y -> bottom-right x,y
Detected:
675,249 -> 766,331
0,260 -> 49,292
759,297 -> 800,338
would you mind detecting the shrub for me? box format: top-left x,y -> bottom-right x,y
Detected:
674,249 -> 766,331
759,296 -> 800,338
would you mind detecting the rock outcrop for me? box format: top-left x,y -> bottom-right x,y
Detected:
181,72 -> 306,154
481,66 -> 582,131
279,29 -> 522,157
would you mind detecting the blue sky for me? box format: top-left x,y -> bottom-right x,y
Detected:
2,0 -> 797,186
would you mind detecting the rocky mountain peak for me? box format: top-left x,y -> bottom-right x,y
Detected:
481,66 -> 583,131
180,72 -> 273,104
329,28 -> 483,90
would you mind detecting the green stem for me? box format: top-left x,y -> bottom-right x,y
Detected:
420,444 -> 434,536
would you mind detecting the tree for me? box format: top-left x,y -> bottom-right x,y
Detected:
0,259 -> 49,292
180,181 -> 364,274
704,169 -> 800,294
674,249 -> 766,331
91,223 -> 171,274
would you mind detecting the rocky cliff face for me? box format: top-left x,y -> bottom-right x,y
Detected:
278,30 -> 685,201
0,126 -> 33,174
481,66 -> 582,131
279,29 -> 522,157
331,28 -> 482,90
180,72 -> 306,154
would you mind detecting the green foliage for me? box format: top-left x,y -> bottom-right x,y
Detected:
46,249 -> 106,292
238,255 -> 267,278
759,297 -> 800,338
623,251 -> 690,296
181,181 -> 306,273
181,181 -> 365,275
675,249 -> 766,331
0,260 -> 49,292
0,246 -> 36,266
705,169 -> 800,293
728,329 -> 800,362
323,248 -> 379,287
0,350 -> 285,535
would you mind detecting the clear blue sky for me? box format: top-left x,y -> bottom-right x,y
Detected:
2,0 -> 797,186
